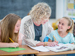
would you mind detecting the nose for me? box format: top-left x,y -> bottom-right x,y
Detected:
58,24 -> 61,27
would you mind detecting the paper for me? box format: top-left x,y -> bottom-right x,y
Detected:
0,47 -> 26,52
30,46 -> 49,52
28,43 -> 75,52
45,44 -> 75,52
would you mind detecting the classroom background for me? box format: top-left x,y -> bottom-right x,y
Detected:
0,0 -> 75,37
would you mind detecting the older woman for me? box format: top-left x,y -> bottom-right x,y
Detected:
20,2 -> 58,47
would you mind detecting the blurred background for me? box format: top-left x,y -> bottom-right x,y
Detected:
0,0 -> 75,37
0,0 -> 56,19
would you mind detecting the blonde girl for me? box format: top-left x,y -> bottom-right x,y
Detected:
45,17 -> 74,44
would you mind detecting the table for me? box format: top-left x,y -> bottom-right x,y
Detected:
0,45 -> 39,56
36,50 -> 75,56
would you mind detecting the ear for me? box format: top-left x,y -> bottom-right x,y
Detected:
68,26 -> 71,29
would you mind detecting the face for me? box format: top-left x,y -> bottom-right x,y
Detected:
14,19 -> 21,33
58,18 -> 70,32
41,16 -> 50,25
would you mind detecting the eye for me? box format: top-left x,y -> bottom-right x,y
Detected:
59,22 -> 60,24
17,25 -> 19,27
16,25 -> 20,27
62,23 -> 64,25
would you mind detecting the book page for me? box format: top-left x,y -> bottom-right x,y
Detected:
45,43 -> 75,52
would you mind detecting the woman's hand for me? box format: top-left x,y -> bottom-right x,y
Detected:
9,43 -> 19,48
36,41 -> 58,47
36,42 -> 44,46
47,42 -> 58,47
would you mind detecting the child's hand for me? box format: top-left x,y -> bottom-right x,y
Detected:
9,43 -> 19,48
47,42 -> 58,47
54,41 -> 58,43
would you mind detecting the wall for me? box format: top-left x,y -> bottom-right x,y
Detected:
50,0 -> 64,25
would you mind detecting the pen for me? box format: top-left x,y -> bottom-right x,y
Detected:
53,36 -> 56,41
9,38 -> 14,43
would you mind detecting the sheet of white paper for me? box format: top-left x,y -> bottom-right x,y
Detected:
30,46 -> 50,52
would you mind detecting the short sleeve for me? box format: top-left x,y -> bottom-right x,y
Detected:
47,31 -> 54,41
69,33 -> 75,43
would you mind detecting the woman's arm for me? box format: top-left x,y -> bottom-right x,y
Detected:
36,42 -> 58,47
47,21 -> 53,35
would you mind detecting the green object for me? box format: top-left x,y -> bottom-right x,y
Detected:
0,47 -> 26,52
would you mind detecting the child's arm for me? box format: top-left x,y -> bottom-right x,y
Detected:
18,33 -> 24,45
71,43 -> 74,44
18,40 -> 22,46
48,39 -> 58,44
0,42 -> 19,47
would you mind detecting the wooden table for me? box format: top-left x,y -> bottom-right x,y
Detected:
0,45 -> 39,56
36,50 -> 75,56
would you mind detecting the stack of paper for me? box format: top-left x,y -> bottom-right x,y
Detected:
28,43 -> 75,52
30,46 -> 50,52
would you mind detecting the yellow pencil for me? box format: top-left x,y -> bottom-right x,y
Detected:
9,38 -> 14,43
53,36 -> 56,41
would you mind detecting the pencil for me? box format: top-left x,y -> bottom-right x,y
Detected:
53,36 -> 56,41
9,38 -> 14,43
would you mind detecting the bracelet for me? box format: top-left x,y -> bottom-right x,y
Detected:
44,42 -> 48,46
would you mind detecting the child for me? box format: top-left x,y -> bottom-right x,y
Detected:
44,17 -> 75,44
0,13 -> 23,47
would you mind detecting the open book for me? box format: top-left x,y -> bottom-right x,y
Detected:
46,43 -> 75,52
29,43 -> 75,52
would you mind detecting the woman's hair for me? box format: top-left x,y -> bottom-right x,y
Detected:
63,17 -> 74,33
30,2 -> 51,22
1,13 -> 21,43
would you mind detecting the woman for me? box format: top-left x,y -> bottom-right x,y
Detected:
20,2 -> 58,47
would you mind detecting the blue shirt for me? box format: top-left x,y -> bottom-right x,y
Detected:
46,30 -> 75,44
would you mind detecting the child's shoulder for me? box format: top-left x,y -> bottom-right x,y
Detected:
51,30 -> 57,33
67,32 -> 73,37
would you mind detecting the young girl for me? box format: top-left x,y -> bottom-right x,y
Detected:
0,13 -> 23,47
44,17 -> 75,44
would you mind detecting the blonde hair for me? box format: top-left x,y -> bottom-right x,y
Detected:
63,17 -> 74,33
30,2 -> 51,22
1,13 -> 21,43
